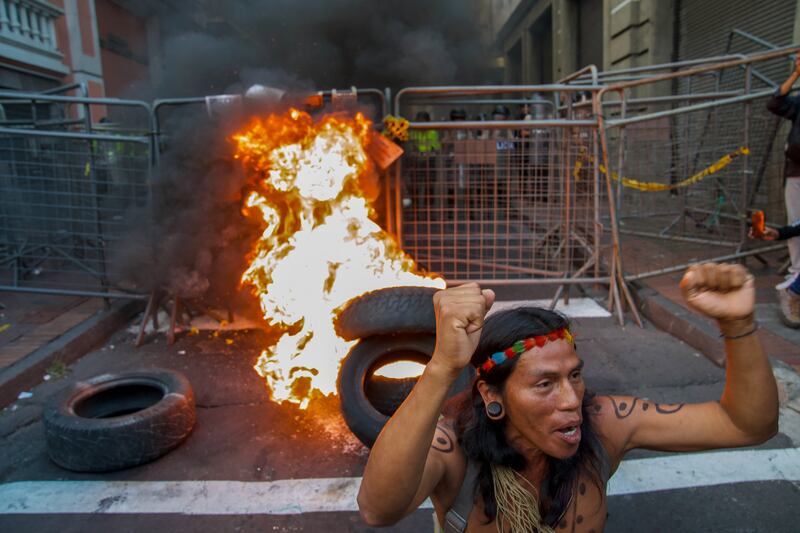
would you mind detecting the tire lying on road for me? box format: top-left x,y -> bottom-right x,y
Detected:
43,368 -> 196,472
337,334 -> 473,448
334,286 -> 438,341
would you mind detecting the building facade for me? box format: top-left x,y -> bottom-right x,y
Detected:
480,0 -> 800,84
0,0 -> 162,98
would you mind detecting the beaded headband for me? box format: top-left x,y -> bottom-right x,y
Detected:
479,327 -> 574,375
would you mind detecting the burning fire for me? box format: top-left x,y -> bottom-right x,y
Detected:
235,109 -> 444,408
373,361 -> 427,379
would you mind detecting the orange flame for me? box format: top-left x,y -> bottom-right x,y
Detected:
235,109 -> 444,408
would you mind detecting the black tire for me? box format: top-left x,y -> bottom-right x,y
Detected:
334,287 -> 438,341
366,376 -> 419,416
43,368 -> 196,472
337,334 -> 473,447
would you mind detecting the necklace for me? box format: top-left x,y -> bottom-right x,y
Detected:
492,465 -> 557,533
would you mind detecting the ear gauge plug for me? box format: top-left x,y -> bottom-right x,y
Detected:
486,401 -> 504,419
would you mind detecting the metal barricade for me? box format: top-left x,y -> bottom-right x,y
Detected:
0,91 -> 154,299
154,87 -> 387,132
591,46 -> 800,281
390,85 -> 633,318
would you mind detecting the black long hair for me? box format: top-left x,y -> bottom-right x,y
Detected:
447,307 -> 604,527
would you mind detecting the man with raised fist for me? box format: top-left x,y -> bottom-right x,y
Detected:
358,263 -> 778,532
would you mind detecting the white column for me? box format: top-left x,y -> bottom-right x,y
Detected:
29,9 -> 41,43
47,16 -> 56,49
8,0 -> 19,35
18,0 -> 30,39
0,1 -> 9,32
38,8 -> 49,45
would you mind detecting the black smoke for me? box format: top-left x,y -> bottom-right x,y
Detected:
108,111 -> 263,315
150,0 -> 488,97
110,1 -> 488,315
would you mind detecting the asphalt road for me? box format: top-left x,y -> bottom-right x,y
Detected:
1,313 -> 798,532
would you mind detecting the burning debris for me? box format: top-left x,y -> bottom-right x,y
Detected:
235,108 -> 443,408
117,90 -> 442,412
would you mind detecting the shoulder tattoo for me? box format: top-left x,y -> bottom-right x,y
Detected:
605,397 -> 685,419
608,397 -> 639,419
654,402 -> 685,414
431,423 -> 455,453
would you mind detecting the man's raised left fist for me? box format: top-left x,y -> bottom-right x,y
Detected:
679,262 -> 755,321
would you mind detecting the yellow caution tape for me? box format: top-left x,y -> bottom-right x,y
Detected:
382,115 -> 409,142
574,147 -> 750,192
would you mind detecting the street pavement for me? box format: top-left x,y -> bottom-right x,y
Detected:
1,306 -> 799,532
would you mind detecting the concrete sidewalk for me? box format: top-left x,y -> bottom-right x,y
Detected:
0,291 -> 142,407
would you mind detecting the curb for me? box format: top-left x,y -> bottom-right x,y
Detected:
631,282 -> 726,367
0,299 -> 143,408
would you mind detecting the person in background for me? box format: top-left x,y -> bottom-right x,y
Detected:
472,113 -> 489,140
491,105 -> 512,143
492,105 -> 514,209
519,93 -> 554,201
446,108 -> 469,194
450,108 -> 468,131
409,111 -> 442,154
516,103 -> 532,138
466,112 -> 491,216
766,55 -> 800,295
405,111 -> 441,210
750,219 -> 800,327
515,103 -> 532,192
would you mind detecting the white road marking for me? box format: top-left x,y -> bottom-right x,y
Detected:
488,298 -> 611,318
607,447 -> 800,496
1,448 -> 798,515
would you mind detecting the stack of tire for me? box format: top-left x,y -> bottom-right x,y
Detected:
335,287 -> 473,447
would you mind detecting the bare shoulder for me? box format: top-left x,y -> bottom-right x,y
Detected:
586,395 -> 639,463
589,394 -> 691,459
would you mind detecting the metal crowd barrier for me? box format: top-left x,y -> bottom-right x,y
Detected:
0,91 -> 154,300
0,86 -> 390,302
389,85 -> 639,322
590,46 -> 800,281
4,48 -> 797,325
154,87 -> 388,133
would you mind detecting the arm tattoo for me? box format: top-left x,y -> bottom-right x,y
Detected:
607,397 -> 685,418
608,397 -> 639,419
431,423 -> 454,453
654,403 -> 685,414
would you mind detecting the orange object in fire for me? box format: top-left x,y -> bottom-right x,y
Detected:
751,210 -> 765,238
304,93 -> 324,108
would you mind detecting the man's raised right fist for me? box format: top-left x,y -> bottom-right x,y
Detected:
429,283 -> 495,378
